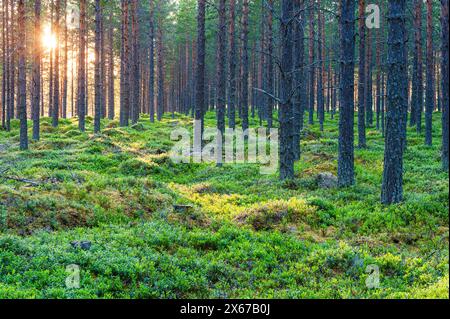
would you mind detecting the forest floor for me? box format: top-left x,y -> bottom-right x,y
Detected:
0,112 -> 448,299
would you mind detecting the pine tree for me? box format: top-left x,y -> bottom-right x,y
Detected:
194,0 -> 206,154
338,0 -> 356,187
228,0 -> 237,129
425,0 -> 434,146
216,0 -> 227,165
157,13 -> 165,121
381,0 -> 408,204
317,1 -> 325,132
279,0 -> 295,180
17,0 -> 27,150
1,0 -> 6,130
240,0 -> 250,133
130,0 -> 140,124
265,0 -> 274,129
52,0 -> 61,127
120,0 -> 130,127
148,0 -> 155,123
308,3 -> 315,125
32,0 -> 42,141
62,0 -> 68,119
414,0 -> 424,133
441,0 -> 449,171
94,0 -> 102,133
293,0 -> 305,160
78,0 -> 87,131
108,11 -> 115,120
358,0 -> 367,148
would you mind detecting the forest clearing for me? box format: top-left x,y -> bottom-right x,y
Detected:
0,0 -> 448,301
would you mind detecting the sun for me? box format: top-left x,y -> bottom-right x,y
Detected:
42,24 -> 57,51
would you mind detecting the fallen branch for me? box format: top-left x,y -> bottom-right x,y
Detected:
0,168 -> 42,186
1,176 -> 42,186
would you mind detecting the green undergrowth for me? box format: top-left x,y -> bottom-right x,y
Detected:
0,112 -> 448,299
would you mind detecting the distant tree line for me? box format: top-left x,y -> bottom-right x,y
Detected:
0,0 -> 448,205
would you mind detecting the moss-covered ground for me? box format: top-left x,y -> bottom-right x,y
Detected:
0,112 -> 448,299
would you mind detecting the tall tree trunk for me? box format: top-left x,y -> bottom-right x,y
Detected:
317,1 -> 325,131
1,0 -> 6,129
258,0 -> 266,126
94,0 -> 102,133
85,29 -> 89,116
5,0 -> 11,131
49,2 -> 54,118
265,0 -> 274,129
366,29 -> 373,127
293,0 -> 305,160
279,0 -> 295,180
52,0 -> 61,127
78,0 -> 87,131
71,31 -> 75,117
216,0 -> 227,165
414,0 -> 424,133
381,0 -> 408,205
338,0 -> 356,187
120,0 -> 130,127
17,0 -> 27,150
358,0 -> 367,148
9,0 -> 15,123
425,0 -> 434,146
240,0 -> 250,133
331,68 -> 337,119
108,12 -> 115,120
131,0 -> 140,124
228,0 -> 237,129
32,0 -> 42,141
157,14 -> 164,121
100,5 -> 106,119
308,4 -> 315,125
251,42 -> 257,119
194,0 -> 206,155
376,20 -> 382,131
148,0 -> 155,122
441,0 -> 449,170
62,0 -> 68,119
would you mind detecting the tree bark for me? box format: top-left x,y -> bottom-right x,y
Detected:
441,0 -> 449,170
358,0 -> 367,148
78,0 -> 87,131
195,0 -> 206,150
157,13 -> 165,121
130,0 -> 140,124
338,0 -> 356,187
227,0 -> 237,129
216,0 -> 227,164
317,1 -> 325,131
381,0 -> 408,204
52,0 -> 61,127
293,0 -> 305,160
240,0 -> 250,133
108,12 -> 115,120
265,0 -> 274,129
32,0 -> 42,141
308,4 -> 315,125
425,0 -> 434,146
279,0 -> 295,180
17,0 -> 27,150
120,0 -> 130,127
94,0 -> 102,133
148,0 -> 155,122
62,0 -> 68,119
1,0 -> 6,129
